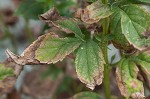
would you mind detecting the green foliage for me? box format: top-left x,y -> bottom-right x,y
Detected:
111,4 -> 150,50
0,64 -> 14,80
4,0 -> 150,98
56,19 -> 85,40
75,40 -> 105,89
35,34 -> 81,64
134,53 -> 150,76
72,92 -> 102,99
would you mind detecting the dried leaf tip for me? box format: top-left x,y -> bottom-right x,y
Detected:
5,49 -> 18,60
5,49 -> 25,65
39,7 -> 60,22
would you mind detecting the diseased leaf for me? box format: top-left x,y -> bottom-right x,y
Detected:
116,58 -> 144,98
0,64 -> 14,80
7,32 -> 81,65
76,0 -> 112,24
111,4 -> 150,50
134,53 -> 150,89
110,7 -> 131,50
0,59 -> 23,95
120,5 -> 150,50
55,19 -> 85,40
75,40 -> 105,90
35,33 -> 81,64
70,92 -> 102,99
40,8 -> 85,41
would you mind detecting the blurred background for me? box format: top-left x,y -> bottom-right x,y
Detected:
0,0 -> 149,99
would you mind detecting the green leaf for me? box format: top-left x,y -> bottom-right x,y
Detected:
135,53 -> 150,76
120,4 -> 150,50
110,10 -> 129,49
75,40 -> 105,90
116,58 -> 144,98
110,7 -> 130,49
16,0 -> 44,19
71,92 -> 102,99
0,64 -> 14,80
35,33 -> 81,64
111,4 -> 150,50
56,19 -> 84,41
131,53 -> 150,92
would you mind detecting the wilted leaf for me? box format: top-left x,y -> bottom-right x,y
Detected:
39,7 -> 60,21
75,40 -> 105,90
7,32 -> 81,65
76,0 -> 112,24
116,58 -> 144,98
40,8 -> 85,41
70,92 -> 102,99
0,59 -> 23,95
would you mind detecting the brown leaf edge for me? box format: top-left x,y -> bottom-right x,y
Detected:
116,67 -> 145,99
0,53 -> 23,95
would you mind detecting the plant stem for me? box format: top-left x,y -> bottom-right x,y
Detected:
104,65 -> 111,99
101,0 -> 111,99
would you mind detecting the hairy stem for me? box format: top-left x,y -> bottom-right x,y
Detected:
102,0 -> 111,99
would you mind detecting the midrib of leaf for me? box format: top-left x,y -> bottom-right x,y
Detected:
85,42 -> 92,82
